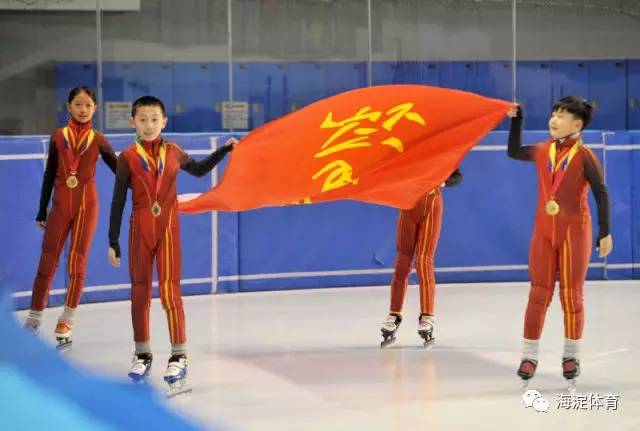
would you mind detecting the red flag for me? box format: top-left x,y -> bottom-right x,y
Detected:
179,85 -> 512,213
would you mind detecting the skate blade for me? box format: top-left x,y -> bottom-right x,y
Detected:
418,329 -> 434,346
520,379 -> 530,392
166,385 -> 192,399
422,339 -> 435,349
56,339 -> 72,352
419,334 -> 435,348
380,337 -> 397,349
567,380 -> 577,395
128,373 -> 151,384
24,327 -> 40,336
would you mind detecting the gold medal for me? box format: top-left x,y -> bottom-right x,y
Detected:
545,199 -> 560,216
66,174 -> 79,189
151,201 -> 162,218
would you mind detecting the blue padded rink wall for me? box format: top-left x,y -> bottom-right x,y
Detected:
1,130 -> 639,308
2,130 -> 640,430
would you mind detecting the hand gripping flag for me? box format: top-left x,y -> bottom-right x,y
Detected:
179,85 -> 512,213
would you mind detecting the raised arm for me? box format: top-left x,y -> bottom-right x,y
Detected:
507,106 -> 536,162
180,138 -> 238,177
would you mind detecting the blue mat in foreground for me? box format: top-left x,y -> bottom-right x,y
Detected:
0,292 -> 205,431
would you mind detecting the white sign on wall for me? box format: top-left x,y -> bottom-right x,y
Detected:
105,101 -> 132,130
222,102 -> 249,130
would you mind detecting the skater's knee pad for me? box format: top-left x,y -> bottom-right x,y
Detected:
161,292 -> 184,311
130,271 -> 153,288
131,300 -> 152,316
415,255 -> 435,276
37,252 -> 59,277
130,284 -> 152,309
158,280 -> 182,310
395,251 -> 413,264
393,252 -> 413,278
415,254 -> 434,267
529,285 -> 553,307
569,294 -> 584,313
560,288 -> 584,313
67,251 -> 87,276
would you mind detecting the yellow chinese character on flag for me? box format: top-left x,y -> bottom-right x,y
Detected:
311,160 -> 359,192
312,102 -> 426,193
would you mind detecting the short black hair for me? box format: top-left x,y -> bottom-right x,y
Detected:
552,96 -> 593,129
68,85 -> 97,104
131,96 -> 167,117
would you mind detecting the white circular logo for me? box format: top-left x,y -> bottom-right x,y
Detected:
533,397 -> 550,413
522,389 -> 542,408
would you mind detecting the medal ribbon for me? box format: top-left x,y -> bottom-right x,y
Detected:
62,125 -> 95,174
547,138 -> 581,198
134,137 -> 167,204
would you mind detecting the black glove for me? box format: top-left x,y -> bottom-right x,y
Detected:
597,228 -> 609,244
36,208 -> 47,223
444,169 -> 463,187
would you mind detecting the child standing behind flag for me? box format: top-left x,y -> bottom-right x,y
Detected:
380,169 -> 462,348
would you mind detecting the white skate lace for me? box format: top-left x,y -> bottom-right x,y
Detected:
24,318 -> 40,332
418,317 -> 434,332
382,315 -> 398,330
165,358 -> 187,378
130,358 -> 149,375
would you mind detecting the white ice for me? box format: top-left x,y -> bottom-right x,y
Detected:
15,280 -> 640,431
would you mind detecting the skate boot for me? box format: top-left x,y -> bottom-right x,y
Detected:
23,317 -> 41,335
562,357 -> 580,395
164,354 -> 192,398
54,320 -> 72,351
517,358 -> 538,392
380,313 -> 402,348
128,352 -> 153,383
417,314 -> 435,348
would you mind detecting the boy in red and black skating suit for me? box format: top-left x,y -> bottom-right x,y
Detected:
108,96 -> 236,394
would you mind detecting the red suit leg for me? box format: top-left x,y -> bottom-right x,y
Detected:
415,192 -> 443,316
524,233 -> 558,340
